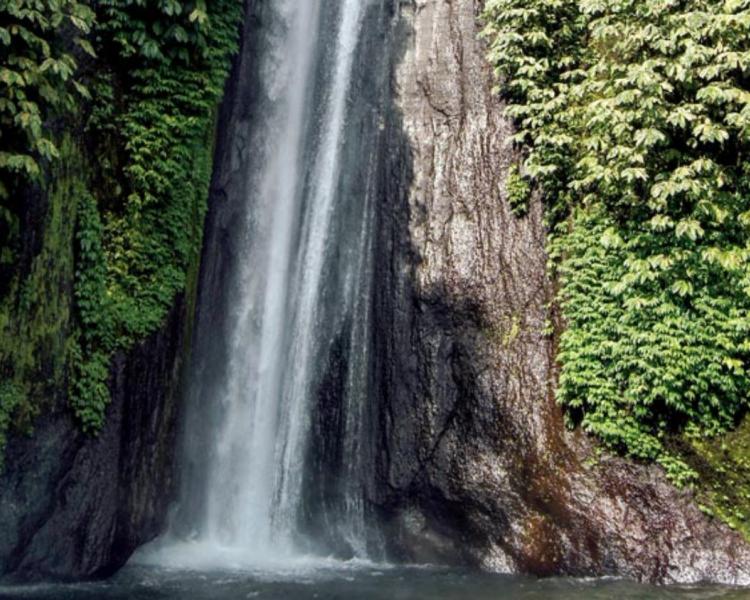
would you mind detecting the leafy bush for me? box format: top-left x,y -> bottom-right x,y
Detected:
72,190 -> 111,431
98,0 -> 214,64
66,0 -> 241,427
0,0 -> 94,189
482,0 -> 750,480
0,0 -> 94,274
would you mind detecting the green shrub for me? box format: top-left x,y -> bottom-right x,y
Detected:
66,0 -> 241,427
0,0 -> 94,276
482,0 -> 750,483
0,0 -> 94,189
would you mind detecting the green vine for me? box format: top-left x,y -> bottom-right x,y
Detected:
506,165 -> 532,217
66,0 -> 242,428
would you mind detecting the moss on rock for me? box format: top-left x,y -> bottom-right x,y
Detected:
675,418 -> 750,541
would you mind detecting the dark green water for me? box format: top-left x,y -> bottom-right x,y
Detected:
0,564 -> 746,600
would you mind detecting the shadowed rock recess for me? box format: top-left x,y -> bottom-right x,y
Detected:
1,0 -> 749,586
0,300 -> 189,582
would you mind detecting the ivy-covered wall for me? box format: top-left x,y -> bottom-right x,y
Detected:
481,0 -> 750,537
0,1 -> 242,467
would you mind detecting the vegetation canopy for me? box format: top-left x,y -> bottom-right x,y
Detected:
482,0 -> 750,489
0,0 -> 242,464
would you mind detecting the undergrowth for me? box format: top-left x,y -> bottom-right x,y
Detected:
0,1 -> 242,457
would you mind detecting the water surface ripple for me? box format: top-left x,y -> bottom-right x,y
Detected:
0,565 -> 745,600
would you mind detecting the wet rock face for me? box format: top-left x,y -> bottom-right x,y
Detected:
373,0 -> 750,585
0,4 -> 256,581
0,299 -> 188,582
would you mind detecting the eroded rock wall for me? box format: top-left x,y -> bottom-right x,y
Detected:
373,0 -> 750,584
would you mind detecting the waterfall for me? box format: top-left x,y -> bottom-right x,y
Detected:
143,0 -> 385,567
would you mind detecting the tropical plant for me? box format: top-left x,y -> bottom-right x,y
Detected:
482,0 -> 750,480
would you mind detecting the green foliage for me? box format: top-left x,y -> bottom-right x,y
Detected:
0,138 -> 80,463
0,0 -> 94,189
0,2 -> 241,456
0,0 -> 93,276
0,381 -> 23,470
68,343 -> 111,432
677,416 -> 750,538
71,191 -> 110,431
482,0 -> 585,222
506,165 -> 531,217
482,0 -> 750,484
65,0 -> 241,427
554,205 -> 750,478
98,0 -> 214,64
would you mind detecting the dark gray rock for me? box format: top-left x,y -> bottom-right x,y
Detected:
0,298 -> 188,582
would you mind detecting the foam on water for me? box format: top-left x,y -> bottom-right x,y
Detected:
133,539 -> 387,578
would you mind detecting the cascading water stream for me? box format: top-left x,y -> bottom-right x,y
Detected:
140,0 -> 381,568
202,0 -> 323,556
272,0 -> 366,541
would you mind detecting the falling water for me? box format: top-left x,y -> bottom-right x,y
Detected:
145,0 -> 382,567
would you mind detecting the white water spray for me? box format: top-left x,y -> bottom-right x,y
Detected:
143,0 -> 373,567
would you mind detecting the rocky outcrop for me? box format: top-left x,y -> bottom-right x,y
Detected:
0,274 -> 190,583
372,0 -> 750,584
0,2 -> 249,581
0,156 -> 210,580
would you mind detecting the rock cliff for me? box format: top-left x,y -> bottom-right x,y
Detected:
372,0 -> 750,584
0,298 -> 189,581
1,0 -> 749,586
